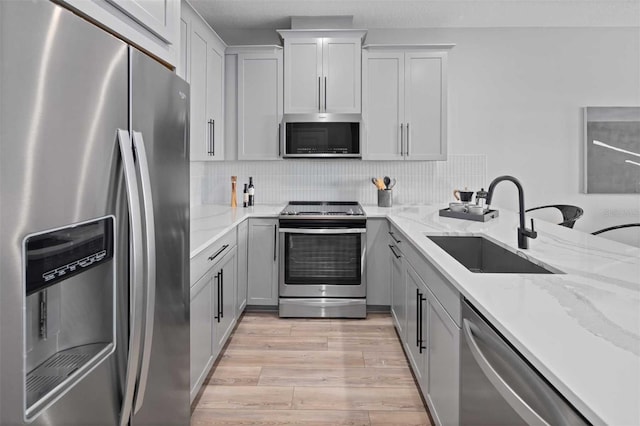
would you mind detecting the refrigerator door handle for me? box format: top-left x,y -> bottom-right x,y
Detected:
117,129 -> 145,426
131,131 -> 157,414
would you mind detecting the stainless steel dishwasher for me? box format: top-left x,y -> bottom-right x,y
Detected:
460,300 -> 590,425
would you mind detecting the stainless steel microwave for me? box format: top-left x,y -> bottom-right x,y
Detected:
282,113 -> 361,158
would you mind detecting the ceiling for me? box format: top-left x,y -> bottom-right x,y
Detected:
189,0 -> 640,44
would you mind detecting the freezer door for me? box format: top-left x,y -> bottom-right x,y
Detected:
129,48 -> 191,425
0,1 -> 129,425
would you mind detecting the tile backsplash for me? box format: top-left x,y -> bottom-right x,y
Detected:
191,155 -> 487,207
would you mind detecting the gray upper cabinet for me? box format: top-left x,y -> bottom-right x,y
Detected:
59,0 -> 180,66
279,30 -> 366,114
181,1 -> 225,161
235,48 -> 284,160
363,46 -> 453,161
362,51 -> 405,160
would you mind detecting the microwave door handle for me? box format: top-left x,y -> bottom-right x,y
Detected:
463,319 -> 551,426
131,131 -> 157,414
116,129 -> 145,426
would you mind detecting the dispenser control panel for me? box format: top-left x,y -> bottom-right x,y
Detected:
24,217 -> 114,295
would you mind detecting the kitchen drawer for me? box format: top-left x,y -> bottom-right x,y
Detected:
389,224 -> 461,325
190,228 -> 237,287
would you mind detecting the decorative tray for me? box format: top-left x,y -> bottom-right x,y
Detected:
439,208 -> 499,222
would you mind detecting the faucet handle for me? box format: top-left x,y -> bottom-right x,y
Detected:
528,218 -> 538,239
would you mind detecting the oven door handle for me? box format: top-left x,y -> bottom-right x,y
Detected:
279,228 -> 366,234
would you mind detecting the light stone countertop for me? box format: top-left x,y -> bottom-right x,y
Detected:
190,203 -> 640,425
190,204 -> 284,258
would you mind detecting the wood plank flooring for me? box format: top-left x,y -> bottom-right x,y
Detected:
192,312 -> 431,425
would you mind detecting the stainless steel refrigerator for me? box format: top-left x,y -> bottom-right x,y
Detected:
0,1 -> 190,425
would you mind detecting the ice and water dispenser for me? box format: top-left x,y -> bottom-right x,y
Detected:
23,216 -> 116,419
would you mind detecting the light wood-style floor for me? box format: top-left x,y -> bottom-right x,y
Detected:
191,312 -> 432,426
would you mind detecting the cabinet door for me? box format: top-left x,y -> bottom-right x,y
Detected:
366,219 -> 390,306
404,264 -> 427,384
187,9 -> 225,161
177,12 -> 188,81
215,247 -> 237,350
190,269 -> 214,402
363,51 -> 405,160
322,38 -> 361,113
107,0 -> 175,42
237,52 -> 284,160
247,219 -> 279,305
207,40 -> 225,161
404,52 -> 447,160
236,220 -> 248,313
390,242 -> 405,338
188,18 -> 210,161
426,291 -> 460,426
284,38 -> 322,113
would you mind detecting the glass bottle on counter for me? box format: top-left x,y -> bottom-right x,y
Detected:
243,184 -> 249,208
248,177 -> 255,206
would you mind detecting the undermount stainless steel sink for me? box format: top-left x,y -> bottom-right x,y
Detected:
426,235 -> 561,274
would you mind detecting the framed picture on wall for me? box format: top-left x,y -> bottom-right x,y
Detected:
584,106 -> 640,194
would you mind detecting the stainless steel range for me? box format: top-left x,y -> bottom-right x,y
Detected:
278,202 -> 366,318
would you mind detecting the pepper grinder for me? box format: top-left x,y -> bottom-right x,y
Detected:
231,176 -> 237,207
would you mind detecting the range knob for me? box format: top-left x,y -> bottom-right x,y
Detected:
346,208 -> 354,215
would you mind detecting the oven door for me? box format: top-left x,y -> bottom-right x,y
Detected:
279,226 -> 366,298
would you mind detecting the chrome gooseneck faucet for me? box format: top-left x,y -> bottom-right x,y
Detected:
485,175 -> 537,249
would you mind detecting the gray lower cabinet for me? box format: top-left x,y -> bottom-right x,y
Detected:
387,224 -> 460,426
214,247 -> 237,351
389,238 -> 406,339
366,218 -> 390,306
247,218 -> 279,306
189,267 -> 215,402
189,242 -> 238,403
425,289 -> 460,426
237,220 -> 248,312
404,263 -> 427,385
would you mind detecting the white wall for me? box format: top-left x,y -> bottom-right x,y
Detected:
366,27 -> 640,245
